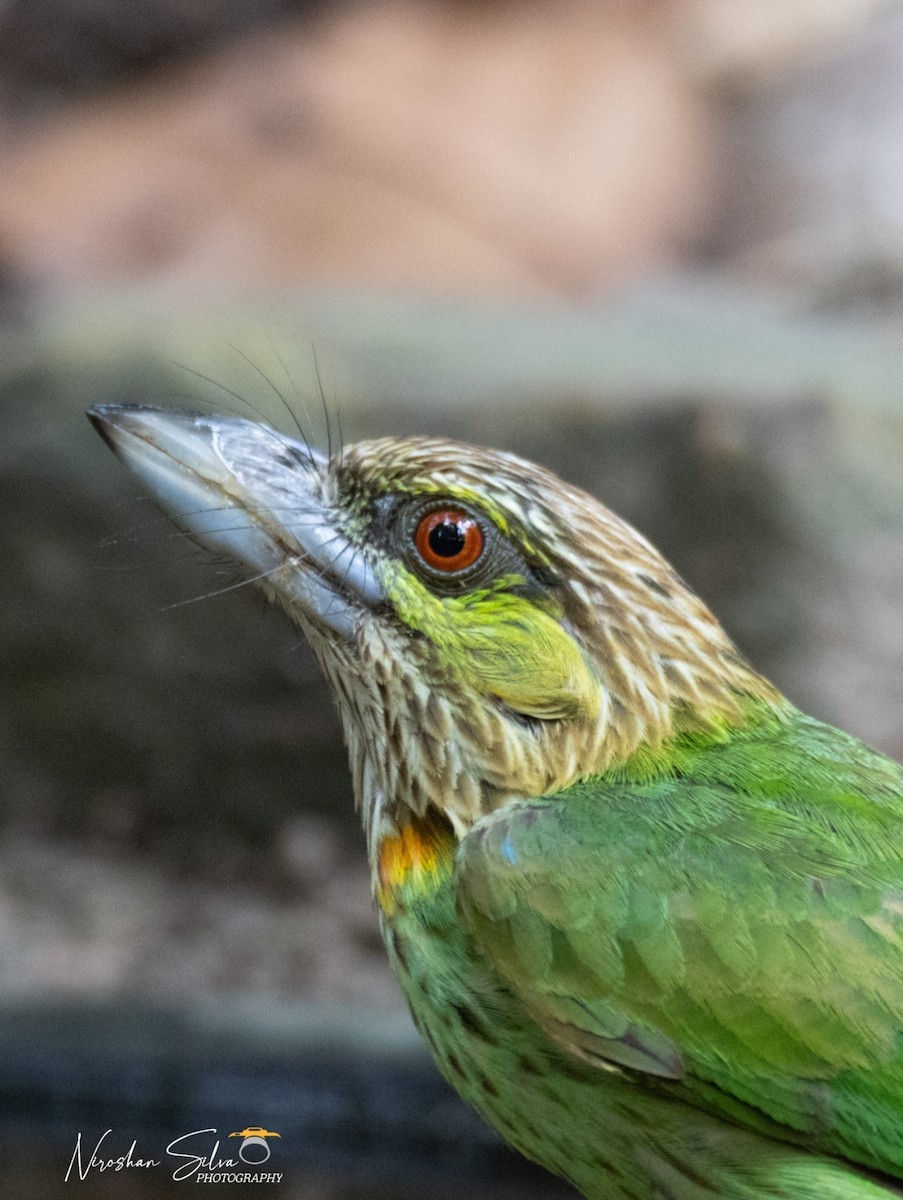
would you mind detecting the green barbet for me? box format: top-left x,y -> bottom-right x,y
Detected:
89,404 -> 903,1199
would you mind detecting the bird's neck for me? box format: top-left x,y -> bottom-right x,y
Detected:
375,810 -> 457,916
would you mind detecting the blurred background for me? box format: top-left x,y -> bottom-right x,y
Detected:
5,0 -> 903,1195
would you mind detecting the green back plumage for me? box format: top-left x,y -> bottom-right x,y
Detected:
451,703 -> 903,1193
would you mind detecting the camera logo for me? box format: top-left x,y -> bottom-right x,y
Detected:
227,1128 -> 282,1165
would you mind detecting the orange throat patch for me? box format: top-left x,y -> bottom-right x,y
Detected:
377,813 -> 456,913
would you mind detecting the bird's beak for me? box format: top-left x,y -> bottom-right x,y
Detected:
87,404 -> 383,637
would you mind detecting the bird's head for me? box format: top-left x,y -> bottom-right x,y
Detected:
89,406 -> 778,856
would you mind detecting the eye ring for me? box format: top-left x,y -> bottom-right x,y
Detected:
414,508 -> 485,573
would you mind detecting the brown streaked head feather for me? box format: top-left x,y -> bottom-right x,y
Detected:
86,408 -> 782,870
320,437 -> 781,854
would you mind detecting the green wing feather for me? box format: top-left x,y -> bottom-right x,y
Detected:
455,708 -> 903,1179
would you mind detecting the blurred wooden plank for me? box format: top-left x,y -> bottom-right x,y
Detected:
6,274 -> 903,420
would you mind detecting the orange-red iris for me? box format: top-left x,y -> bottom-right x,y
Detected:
414,508 -> 484,572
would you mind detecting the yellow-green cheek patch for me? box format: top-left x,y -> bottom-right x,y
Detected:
384,568 -> 599,722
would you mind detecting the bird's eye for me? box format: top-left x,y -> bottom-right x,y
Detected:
414,508 -> 485,573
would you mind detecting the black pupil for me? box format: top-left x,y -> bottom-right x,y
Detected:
429,519 -> 466,558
